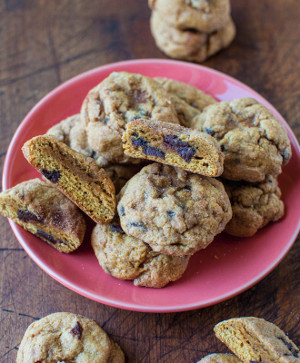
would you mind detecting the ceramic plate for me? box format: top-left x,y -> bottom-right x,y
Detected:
3,59 -> 300,312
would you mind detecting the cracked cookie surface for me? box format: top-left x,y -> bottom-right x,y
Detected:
92,220 -> 190,288
192,98 -> 292,182
214,317 -> 300,363
0,179 -> 86,253
150,11 -> 236,62
117,163 -> 232,256
223,175 -> 284,237
197,353 -> 242,362
80,71 -> 179,164
149,0 -> 231,33
17,312 -> 125,363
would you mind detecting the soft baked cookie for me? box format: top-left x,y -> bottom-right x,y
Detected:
17,312 -> 125,363
214,317 -> 300,363
192,98 -> 292,182
22,135 -> 116,224
154,77 -> 217,112
0,179 -> 86,253
197,353 -> 242,362
123,119 -> 224,177
149,0 -> 231,33
105,164 -> 144,194
118,163 -> 232,256
80,71 -> 180,164
223,175 -> 284,237
150,11 -> 236,62
92,220 -> 190,288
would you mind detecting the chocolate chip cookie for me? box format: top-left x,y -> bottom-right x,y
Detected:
80,71 -> 180,164
223,175 -> 284,237
118,163 -> 232,256
123,119 -> 224,177
150,11 -> 236,62
17,312 -> 125,363
193,98 -> 292,182
197,353 -> 242,363
22,135 -> 116,224
149,0 -> 231,33
0,179 -> 86,253
92,220 -> 190,288
214,317 -> 300,363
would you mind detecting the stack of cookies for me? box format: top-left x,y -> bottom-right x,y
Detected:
0,71 -> 292,289
148,0 -> 236,62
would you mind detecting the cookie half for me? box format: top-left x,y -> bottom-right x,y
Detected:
22,135 -> 116,224
214,317 -> 300,363
17,312 -> 125,363
0,179 -> 86,253
123,119 -> 224,177
92,220 -> 190,288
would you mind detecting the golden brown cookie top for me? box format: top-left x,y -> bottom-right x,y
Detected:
17,312 -> 125,363
117,163 -> 232,256
193,98 -> 292,182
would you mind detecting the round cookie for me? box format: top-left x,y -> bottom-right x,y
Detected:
149,0 -> 231,33
118,163 -> 232,256
197,353 -> 242,362
80,71 -> 180,164
150,11 -> 236,63
223,176 -> 284,237
92,221 -> 190,288
192,98 -> 292,182
17,312 -> 125,363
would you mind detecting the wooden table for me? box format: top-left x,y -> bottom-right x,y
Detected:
0,1 -> 299,362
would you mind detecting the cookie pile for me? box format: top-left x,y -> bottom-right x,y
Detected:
0,71 -> 292,289
148,0 -> 236,62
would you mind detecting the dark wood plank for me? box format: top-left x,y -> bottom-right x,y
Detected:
0,0 -> 299,362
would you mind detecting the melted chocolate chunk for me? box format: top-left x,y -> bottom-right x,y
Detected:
70,321 -> 83,340
110,224 -> 124,234
129,222 -> 147,230
204,127 -> 215,136
167,211 -> 175,218
18,210 -> 43,223
119,206 -> 125,216
220,145 -> 226,152
90,150 -> 98,158
132,136 -> 148,148
278,337 -> 299,357
36,230 -> 58,245
41,169 -> 60,183
183,185 -> 191,190
132,136 -> 165,159
163,135 -> 196,163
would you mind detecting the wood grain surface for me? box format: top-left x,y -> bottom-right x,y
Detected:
0,1 -> 299,362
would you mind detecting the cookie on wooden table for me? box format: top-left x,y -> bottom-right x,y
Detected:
197,353 -> 242,362
214,317 -> 300,363
17,312 -> 125,363
118,163 -> 232,256
22,135 -> 116,224
0,179 -> 85,253
92,220 -> 190,288
192,98 -> 292,182
122,119 -> 224,177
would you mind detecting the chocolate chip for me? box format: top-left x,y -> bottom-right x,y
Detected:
163,135 -> 196,163
281,147 -> 291,161
220,145 -> 226,152
278,337 -> 299,357
143,146 -> 165,159
36,230 -> 58,245
167,211 -> 175,218
119,206 -> 125,216
103,117 -> 109,124
90,150 -> 98,158
40,169 -> 60,183
183,185 -> 191,190
110,224 -> 125,234
129,222 -> 147,230
70,321 -> 83,340
204,127 -> 215,136
18,210 -> 43,223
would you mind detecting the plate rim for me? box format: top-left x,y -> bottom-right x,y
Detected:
3,58 -> 300,313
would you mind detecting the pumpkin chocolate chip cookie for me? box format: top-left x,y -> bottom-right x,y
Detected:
117,163 -> 232,256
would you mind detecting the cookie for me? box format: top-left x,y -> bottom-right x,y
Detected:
149,0 -> 231,33
80,71 -> 180,164
150,11 -> 235,62
214,317 -> 300,363
123,119 -> 224,177
91,220 -> 190,288
197,353 -> 242,363
0,179 -> 86,253
192,98 -> 292,182
154,77 -> 217,112
17,312 -> 125,363
223,175 -> 284,237
118,163 -> 232,256
105,164 -> 144,193
22,135 -> 116,224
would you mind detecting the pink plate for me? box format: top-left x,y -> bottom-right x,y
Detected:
3,59 -> 300,312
